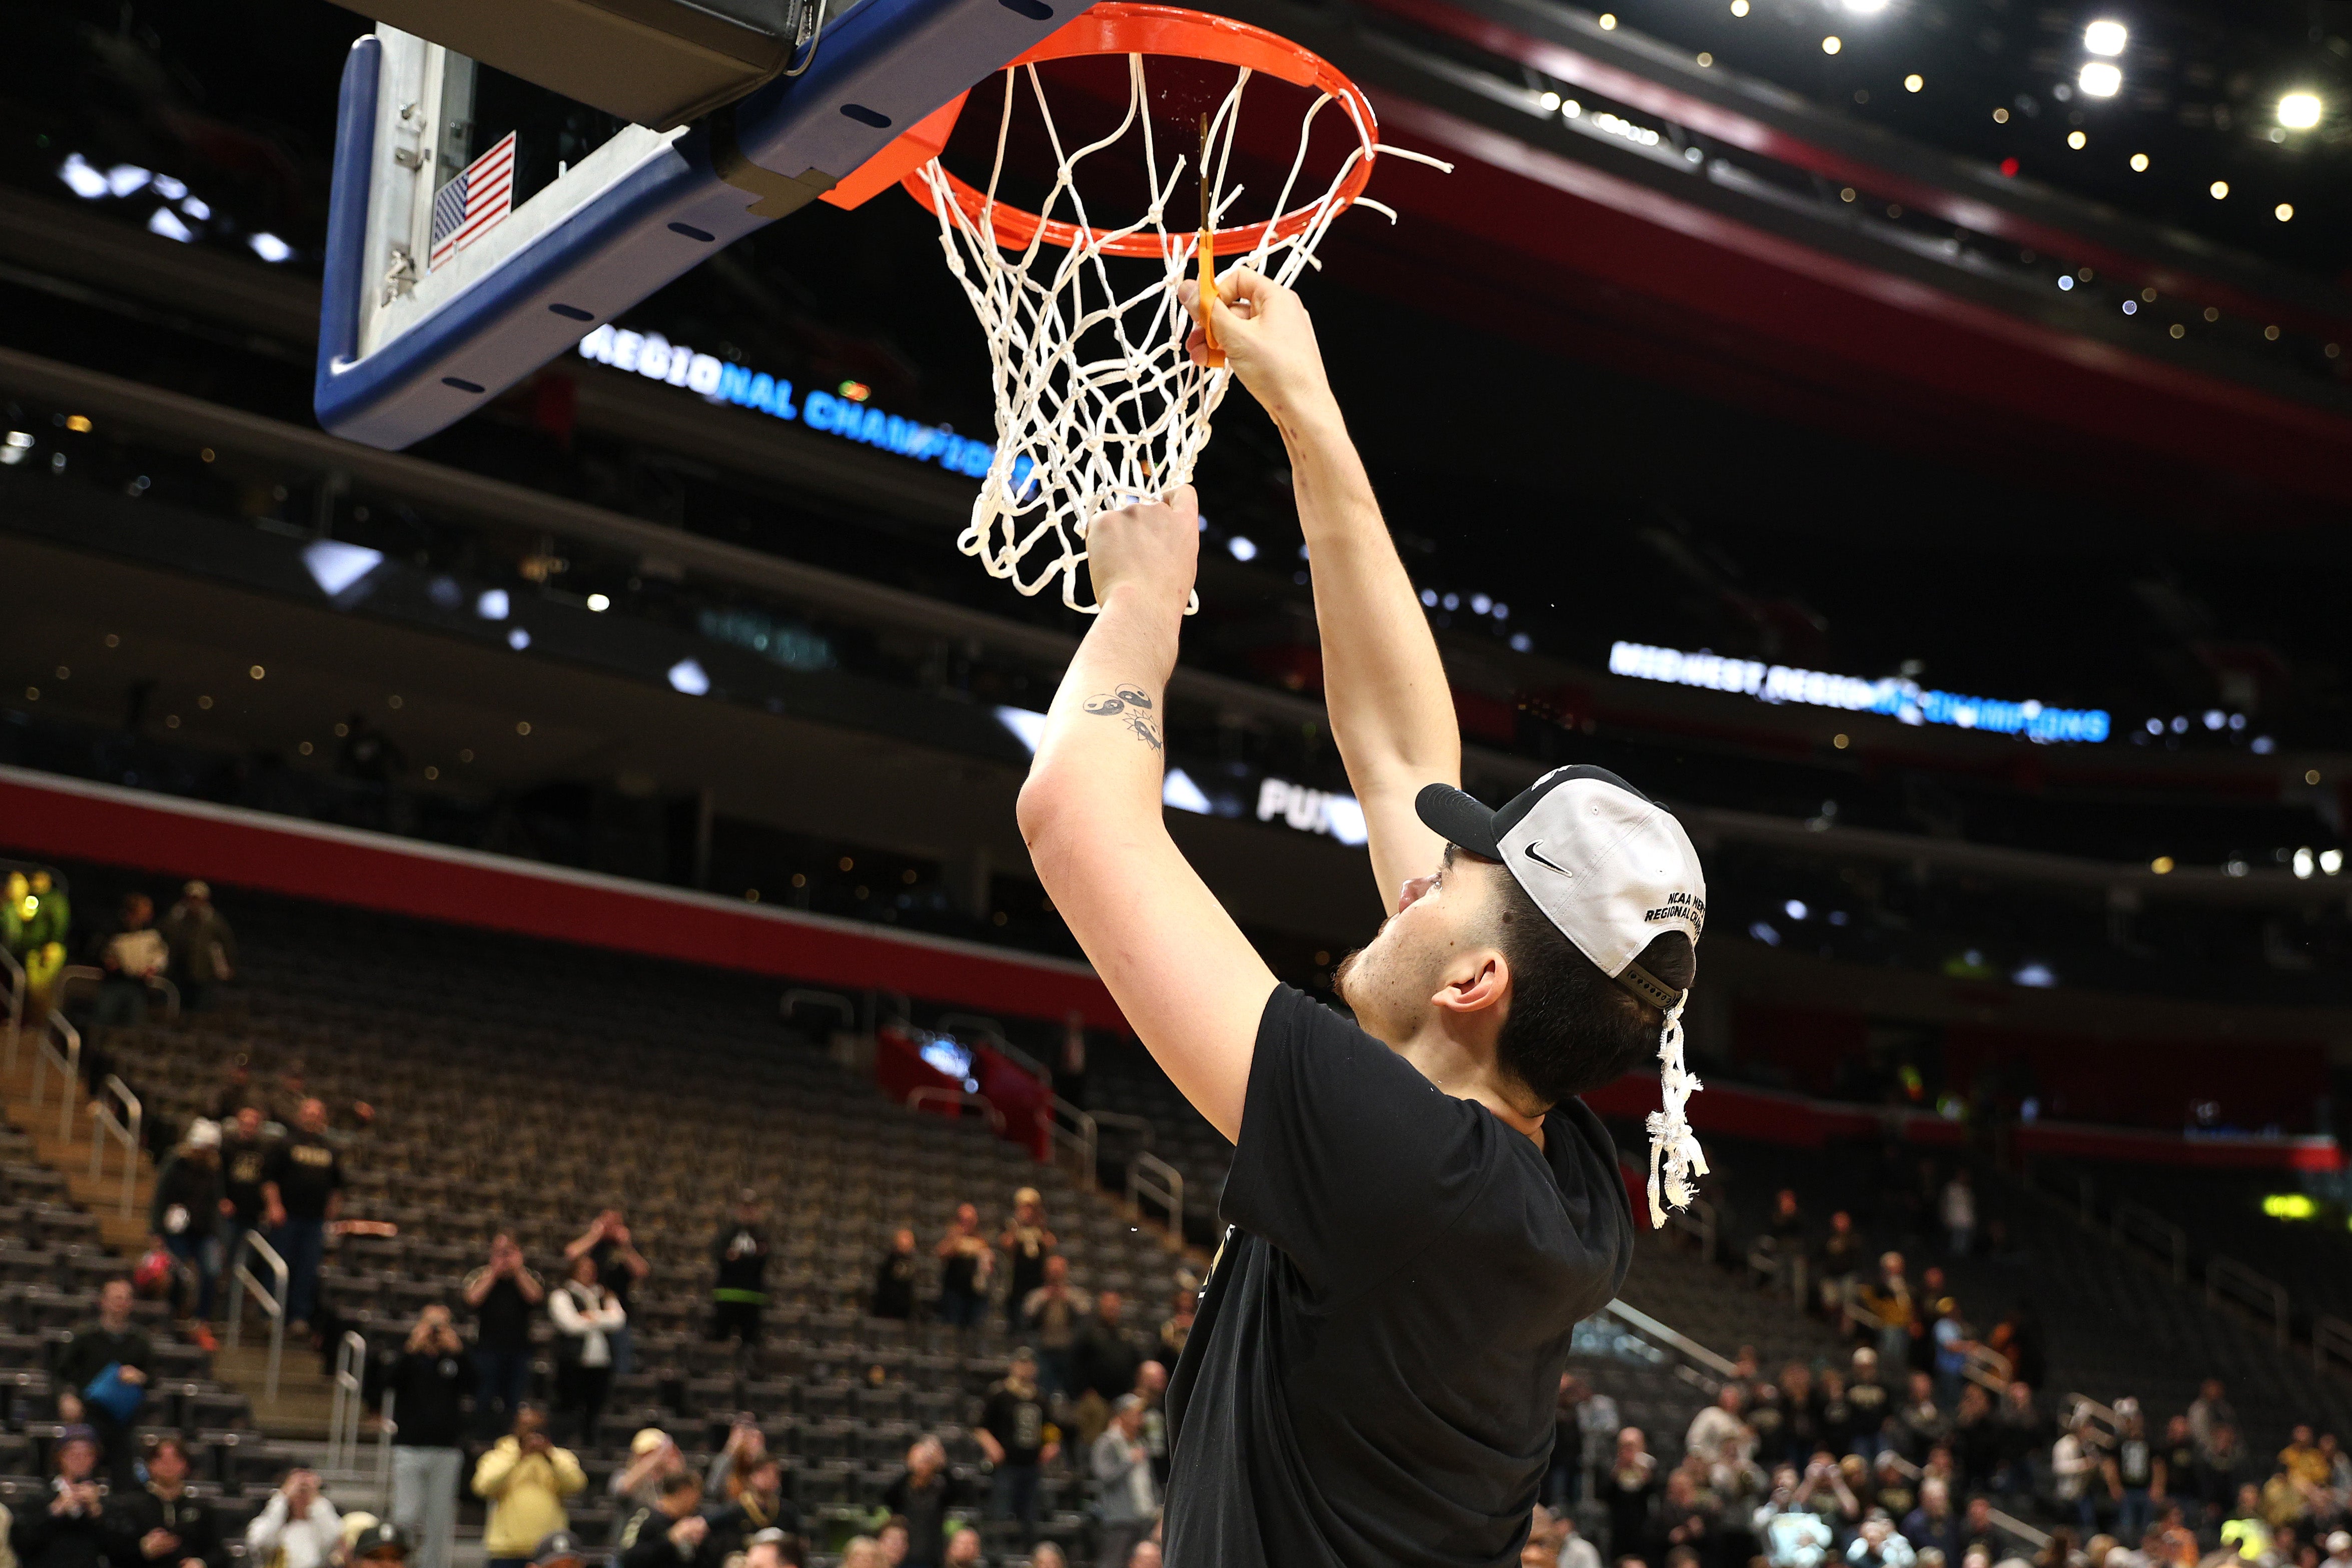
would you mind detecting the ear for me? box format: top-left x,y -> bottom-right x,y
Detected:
1429,947 -> 1508,1018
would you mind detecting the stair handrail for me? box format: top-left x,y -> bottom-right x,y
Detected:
88,1075 -> 143,1217
1962,1341 -> 2013,1396
1046,1096 -> 1098,1189
939,1013 -> 1053,1086
29,1011 -> 82,1141
57,965 -> 181,1021
377,1387 -> 397,1495
2110,1200 -> 2190,1285
1666,1195 -> 1719,1264
906,1086 -> 1005,1134
1087,1109 -> 1157,1150
1598,1297 -> 1741,1380
2207,1254 -> 2291,1350
2315,1315 -> 2352,1378
1128,1150 -> 1184,1235
328,1330 -> 367,1473
0,944 -> 23,1071
225,1228 -> 290,1401
1872,1447 -> 2052,1552
780,989 -> 855,1032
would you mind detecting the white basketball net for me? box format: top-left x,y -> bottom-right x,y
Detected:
914,54 -> 1440,611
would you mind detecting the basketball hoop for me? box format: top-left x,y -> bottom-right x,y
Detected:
882,4 -> 1446,611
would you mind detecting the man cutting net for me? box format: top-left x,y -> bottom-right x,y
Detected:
1014,264 -> 1708,1567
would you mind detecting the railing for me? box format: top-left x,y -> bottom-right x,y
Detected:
88,1075 -> 142,1217
1088,1108 -> 1157,1150
29,1012 -> 82,1141
2063,1393 -> 2121,1439
905,1086 -> 1005,1134
226,1229 -> 290,1401
1600,1297 -> 1741,1380
2111,1200 -> 2190,1285
1962,1342 -> 2013,1395
2315,1315 -> 2352,1377
0,944 -> 24,1071
1045,1096 -> 1098,1188
58,964 -> 183,1021
1873,1447 -> 2052,1551
2208,1255 -> 2291,1349
328,1331 -> 368,1474
780,989 -> 855,1032
1128,1151 -> 1184,1234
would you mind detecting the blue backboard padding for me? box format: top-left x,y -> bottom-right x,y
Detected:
314,0 -> 1074,450
317,35 -> 379,379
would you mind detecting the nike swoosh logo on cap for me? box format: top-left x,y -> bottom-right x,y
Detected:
1523,841 -> 1570,875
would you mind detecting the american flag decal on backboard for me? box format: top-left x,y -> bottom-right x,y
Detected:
428,131 -> 516,270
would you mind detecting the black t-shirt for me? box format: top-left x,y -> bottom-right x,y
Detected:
981,1382 -> 1050,1467
880,1470 -> 965,1568
222,1134 -> 271,1223
384,1347 -> 478,1447
588,1239 -> 639,1309
713,1224 -> 769,1297
262,1132 -> 343,1220
873,1250 -> 917,1319
467,1270 -> 540,1352
1164,986 -> 1635,1568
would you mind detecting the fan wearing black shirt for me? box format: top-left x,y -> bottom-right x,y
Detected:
709,1191 -> 770,1348
260,1098 -> 343,1335
872,1228 -> 919,1321
1013,266 -> 1708,1568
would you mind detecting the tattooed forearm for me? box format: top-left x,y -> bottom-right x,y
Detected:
1081,686 -> 1164,752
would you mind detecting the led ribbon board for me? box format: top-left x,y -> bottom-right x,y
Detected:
1608,641 -> 2111,744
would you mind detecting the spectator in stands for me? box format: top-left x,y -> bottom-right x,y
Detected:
1558,1508 -> 1602,1568
1819,1212 -> 1866,1327
217,1104 -> 268,1306
158,882 -> 235,1012
564,1210 -> 649,1378
262,1097 -> 345,1337
2202,1425 -> 2248,1520
1938,1172 -> 1974,1258
611,1430 -> 687,1523
1072,1292 -> 1142,1447
10,1426 -> 106,1568
1092,1393 -> 1160,1568
1859,1256 -> 1917,1373
880,1436 -> 964,1568
705,1450 -> 795,1560
1132,1359 -> 1171,1485
149,1118 -> 224,1348
1549,1375 -> 1590,1509
2222,1484 -> 2275,1562
1156,1280 -> 1193,1363
710,1190 -> 770,1349
2052,1412 -> 2103,1531
1848,1350 -> 1893,1459
473,1406 -> 585,1568
2102,1401 -> 2160,1545
1021,1255 -> 1090,1410
2190,1380 -> 2237,1456
1119,1544 -> 1156,1568
1604,1429 -> 1659,1561
978,1348 -> 1056,1544
91,893 -> 169,1047
549,1254 -> 625,1446
246,1469 -> 341,1568
1057,1009 -> 1089,1107
464,1233 -> 545,1435
873,1228 -> 919,1321
1000,1188 -> 1057,1330
876,1517 -> 912,1567
839,1540 -> 884,1568
1751,1381 -> 1790,1472
380,1305 -> 474,1568
1757,1467 -> 1836,1568
1902,1477 -> 1961,1560
54,1278 -> 151,1489
742,1528 -> 799,1568
1688,1386 -> 1752,1470
1751,1190 -> 1808,1292
934,1205 -> 992,1330
1929,1305 -> 1976,1407
940,1528 -> 982,1568
107,1433 -> 224,1568
1848,1513 -> 1915,1568
1867,1452 -> 1915,1522
617,1471 -> 718,1568
1897,1374 -> 1949,1463
1947,1387 -> 1998,1496
2324,1531 -> 2352,1568
529,1530 -> 587,1568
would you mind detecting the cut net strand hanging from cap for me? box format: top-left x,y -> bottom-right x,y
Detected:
910,37 -> 1449,612
1644,995 -> 1707,1229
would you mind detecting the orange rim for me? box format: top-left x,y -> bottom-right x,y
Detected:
899,2 -> 1380,258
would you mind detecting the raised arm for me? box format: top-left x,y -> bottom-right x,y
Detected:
1185,268 -> 1458,907
1015,486 -> 1276,1143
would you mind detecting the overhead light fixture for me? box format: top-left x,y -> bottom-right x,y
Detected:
2083,19 -> 2127,56
2278,92 -> 2322,130
2210,180 -> 2229,199
2067,130 -> 2088,149
2323,849 -> 2344,876
1226,535 -> 1258,562
2150,856 -> 2174,874
1162,768 -> 1213,815
1843,0 -> 1886,13
248,233 -> 293,263
2079,62 -> 2122,97
2294,847 -> 2315,880
666,658 -> 711,696
57,153 -> 109,199
105,163 -> 153,197
476,588 -> 511,620
1822,35 -> 1842,54
995,705 -> 1049,754
2275,203 -> 2295,222
2130,152 -> 2149,171
2011,962 -> 2057,989
299,540 -> 385,599
1904,74 -> 1924,92
586,593 -> 610,611
506,627 -> 531,650
147,208 -> 195,243
1784,899 -> 1809,921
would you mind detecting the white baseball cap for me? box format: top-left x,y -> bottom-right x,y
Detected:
1416,764 -> 1709,1227
1414,765 -> 1705,1004
185,1118 -> 221,1149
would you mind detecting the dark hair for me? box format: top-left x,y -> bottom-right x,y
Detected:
660,1469 -> 703,1496
145,1434 -> 190,1464
1491,873 -> 1695,1107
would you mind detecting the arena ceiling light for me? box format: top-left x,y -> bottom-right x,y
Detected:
666,658 -> 711,696
300,539 -> 385,601
1841,0 -> 1888,14
2079,62 -> 2122,97
2278,92 -> 2323,129
2083,19 -> 2127,56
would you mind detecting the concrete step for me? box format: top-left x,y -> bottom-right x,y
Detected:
1,1052 -> 157,1257
211,1341 -> 341,1440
